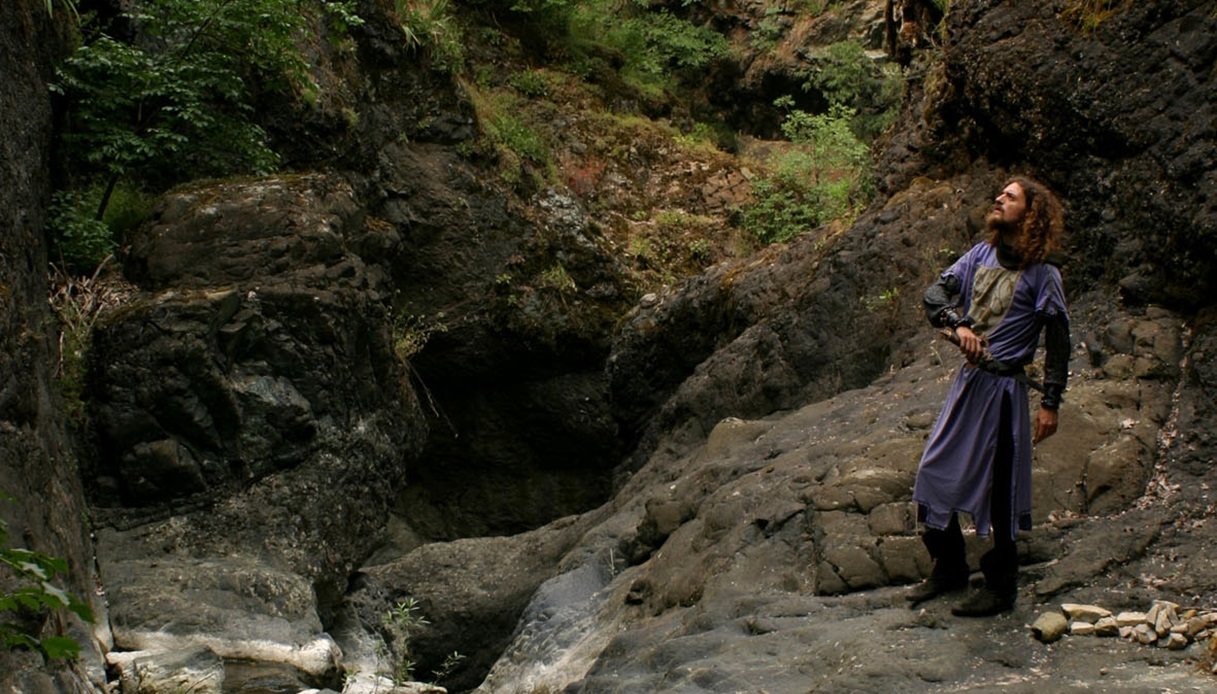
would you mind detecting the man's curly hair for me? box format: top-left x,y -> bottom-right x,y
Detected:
987,176 -> 1065,267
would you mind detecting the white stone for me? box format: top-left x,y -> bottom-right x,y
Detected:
1070,621 -> 1096,636
1165,633 -> 1189,650
1094,616 -> 1120,637
1134,623 -> 1158,645
1145,604 -> 1162,628
1061,603 -> 1111,623
1115,611 -> 1147,627
1153,603 -> 1178,636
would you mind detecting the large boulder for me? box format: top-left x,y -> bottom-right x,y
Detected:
87,174 -> 427,684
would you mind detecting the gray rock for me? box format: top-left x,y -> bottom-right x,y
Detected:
109,647 -> 224,694
99,552 -> 340,679
1031,612 -> 1069,643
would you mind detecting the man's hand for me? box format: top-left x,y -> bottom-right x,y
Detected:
1033,406 -> 1058,444
954,326 -> 985,363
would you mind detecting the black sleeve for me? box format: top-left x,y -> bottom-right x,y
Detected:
923,273 -> 968,328
1040,311 -> 1071,410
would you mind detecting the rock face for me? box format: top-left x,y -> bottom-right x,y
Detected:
469,2 -> 1217,691
86,174 -> 427,687
0,1 -> 100,690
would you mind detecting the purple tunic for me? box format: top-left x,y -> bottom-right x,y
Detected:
912,242 -> 1068,539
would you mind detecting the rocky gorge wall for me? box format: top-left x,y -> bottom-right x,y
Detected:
0,2 -> 99,690
3,0 -> 1217,692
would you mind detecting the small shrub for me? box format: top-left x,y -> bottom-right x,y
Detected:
53,0 -> 318,209
1059,0 -> 1130,32
674,120 -> 735,153
802,41 -> 903,141
432,650 -> 466,682
49,260 -> 136,425
48,183 -> 156,273
751,7 -> 786,52
539,263 -> 576,294
510,69 -> 550,97
491,111 -> 549,164
688,238 -> 712,262
743,103 -> 873,244
47,191 -> 112,271
397,0 -> 465,72
378,597 -> 429,684
0,493 -> 93,659
393,312 -> 448,361
568,1 -> 728,95
464,84 -> 552,178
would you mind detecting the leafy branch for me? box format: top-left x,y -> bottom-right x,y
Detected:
0,493 -> 93,660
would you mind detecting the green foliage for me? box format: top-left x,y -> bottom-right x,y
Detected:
688,237 -> 712,262
54,0 -> 316,190
751,7 -> 786,52
539,263 -> 576,294
743,104 -> 873,244
861,286 -> 900,313
323,0 -> 365,29
803,41 -> 902,141
393,312 -> 448,361
0,494 -> 92,660
466,83 -> 552,181
397,0 -> 465,72
510,69 -> 550,98
1059,0 -> 1129,32
431,651 -> 466,682
47,183 -> 155,272
779,103 -> 871,172
568,1 -> 728,95
49,260 -> 135,426
50,0 -> 358,272
377,597 -> 434,684
47,191 -> 113,271
491,110 -> 550,164
43,0 -> 79,18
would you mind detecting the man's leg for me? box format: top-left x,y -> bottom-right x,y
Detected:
907,513 -> 970,605
953,394 -> 1018,616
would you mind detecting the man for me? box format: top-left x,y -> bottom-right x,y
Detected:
907,177 -> 1070,616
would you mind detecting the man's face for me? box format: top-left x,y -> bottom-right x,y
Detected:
988,182 -> 1027,228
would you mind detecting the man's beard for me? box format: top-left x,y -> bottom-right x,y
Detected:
986,211 -> 1019,237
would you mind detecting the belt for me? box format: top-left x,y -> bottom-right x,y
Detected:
937,328 -> 1045,392
971,358 -> 1045,392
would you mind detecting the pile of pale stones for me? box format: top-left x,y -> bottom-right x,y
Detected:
1031,600 -> 1217,669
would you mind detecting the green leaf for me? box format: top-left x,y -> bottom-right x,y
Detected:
39,636 -> 82,659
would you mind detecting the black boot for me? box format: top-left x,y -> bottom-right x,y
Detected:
907,516 -> 969,607
951,586 -> 1015,616
906,564 -> 969,606
952,544 -> 1017,617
